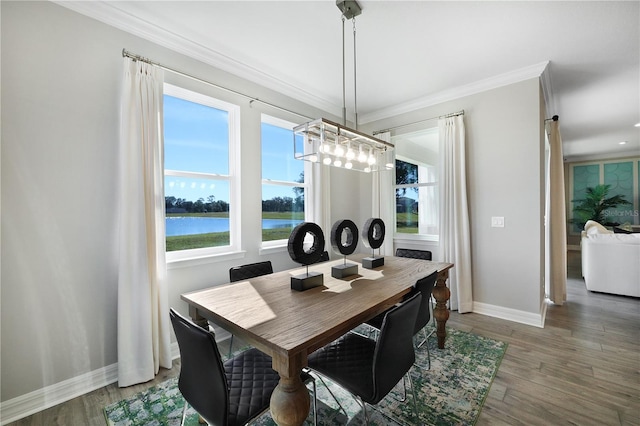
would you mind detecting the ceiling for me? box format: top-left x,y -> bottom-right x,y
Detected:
60,1 -> 639,161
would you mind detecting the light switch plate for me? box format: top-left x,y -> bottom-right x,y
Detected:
491,216 -> 505,227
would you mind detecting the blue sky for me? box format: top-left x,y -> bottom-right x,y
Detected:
164,95 -> 303,204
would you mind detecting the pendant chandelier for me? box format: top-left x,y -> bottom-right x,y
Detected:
293,0 -> 394,173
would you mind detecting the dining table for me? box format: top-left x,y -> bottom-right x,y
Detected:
181,253 -> 454,426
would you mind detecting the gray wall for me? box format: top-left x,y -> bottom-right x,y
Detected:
1,0 -> 545,407
360,78 -> 545,314
0,0 -> 357,403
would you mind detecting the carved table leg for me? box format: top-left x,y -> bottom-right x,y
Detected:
270,352 -> 310,426
432,269 -> 451,349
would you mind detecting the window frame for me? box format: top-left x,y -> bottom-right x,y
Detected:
392,127 -> 439,242
568,157 -> 640,235
163,83 -> 242,264
260,114 -> 312,250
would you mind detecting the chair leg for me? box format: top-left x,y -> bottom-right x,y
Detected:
227,334 -> 234,359
180,401 -> 188,426
405,370 -> 420,425
314,374 -> 349,420
360,396 -> 370,425
400,375 -> 408,402
415,323 -> 435,370
306,371 -> 318,426
425,338 -> 431,370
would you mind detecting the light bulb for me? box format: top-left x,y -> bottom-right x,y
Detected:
334,144 -> 345,157
345,161 -> 353,169
333,159 -> 342,167
367,148 -> 376,165
358,146 -> 367,163
323,157 -> 332,165
364,167 -> 371,173
346,145 -> 355,160
318,144 -> 325,153
309,154 -> 318,162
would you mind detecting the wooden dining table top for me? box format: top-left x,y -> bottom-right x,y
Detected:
181,254 -> 454,361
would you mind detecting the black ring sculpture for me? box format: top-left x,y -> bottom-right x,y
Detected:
362,218 -> 385,250
330,219 -> 359,256
287,222 -> 325,265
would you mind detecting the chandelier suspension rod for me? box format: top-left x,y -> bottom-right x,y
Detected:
352,17 -> 359,130
342,17 -> 347,126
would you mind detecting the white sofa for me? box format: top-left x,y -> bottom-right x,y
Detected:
581,220 -> 640,297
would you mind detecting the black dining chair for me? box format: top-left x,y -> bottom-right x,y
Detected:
317,250 -> 330,262
227,261 -> 274,356
307,293 -> 421,425
170,308 -> 317,426
365,270 -> 438,369
229,260 -> 273,283
396,247 -> 436,333
395,247 -> 432,260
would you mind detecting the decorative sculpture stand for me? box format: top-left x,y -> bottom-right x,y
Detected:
330,219 -> 359,278
362,217 -> 385,269
287,222 -> 325,291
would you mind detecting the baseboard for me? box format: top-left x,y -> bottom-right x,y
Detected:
1,342 -> 182,425
0,362 -> 118,425
473,301 -> 545,328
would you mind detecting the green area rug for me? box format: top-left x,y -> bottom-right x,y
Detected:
104,328 -> 506,426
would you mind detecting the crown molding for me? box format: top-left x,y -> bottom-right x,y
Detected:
539,61 -> 556,116
360,61 -> 551,124
52,1 -> 553,126
52,1 -> 342,118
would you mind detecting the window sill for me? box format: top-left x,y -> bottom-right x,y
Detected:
167,250 -> 246,270
259,242 -> 288,256
394,234 -> 439,243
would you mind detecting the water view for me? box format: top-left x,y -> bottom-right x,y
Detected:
166,216 -> 302,237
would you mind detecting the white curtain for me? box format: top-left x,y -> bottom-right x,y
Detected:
547,120 -> 567,304
117,58 -> 172,387
372,132 -> 395,256
438,116 -> 473,313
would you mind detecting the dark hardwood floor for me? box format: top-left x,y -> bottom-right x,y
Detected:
6,250 -> 639,425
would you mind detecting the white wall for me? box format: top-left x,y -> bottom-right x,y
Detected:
0,0 -> 545,416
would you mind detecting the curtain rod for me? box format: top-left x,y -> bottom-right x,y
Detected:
122,49 -> 313,120
373,110 -> 465,135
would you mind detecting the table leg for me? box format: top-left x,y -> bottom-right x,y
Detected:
432,269 -> 451,349
270,352 -> 310,426
188,305 -> 210,330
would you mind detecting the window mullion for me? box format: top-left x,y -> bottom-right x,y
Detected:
261,179 -> 305,188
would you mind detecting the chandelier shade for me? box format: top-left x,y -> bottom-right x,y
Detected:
293,118 -> 394,173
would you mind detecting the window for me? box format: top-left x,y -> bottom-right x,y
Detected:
261,115 -> 307,245
163,83 -> 240,259
393,127 -> 439,239
569,158 -> 640,233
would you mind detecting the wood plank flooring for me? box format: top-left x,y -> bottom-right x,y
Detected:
6,251 -> 639,425
449,251 -> 640,426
